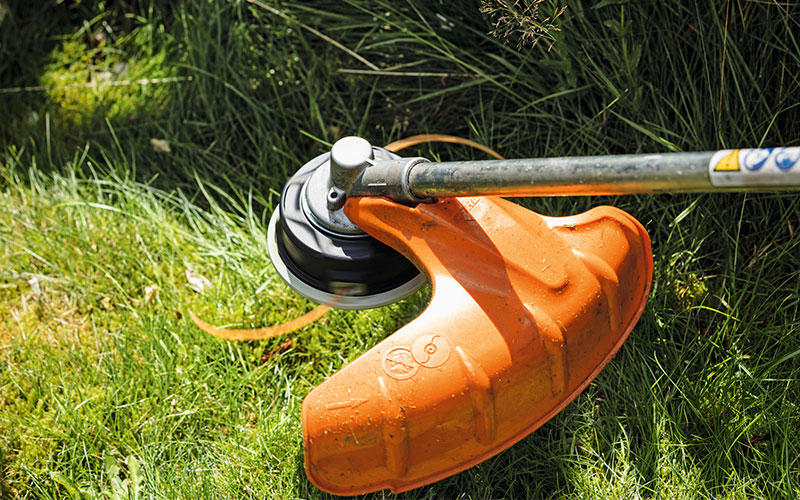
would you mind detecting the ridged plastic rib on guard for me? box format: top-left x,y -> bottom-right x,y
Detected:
302,196 -> 653,495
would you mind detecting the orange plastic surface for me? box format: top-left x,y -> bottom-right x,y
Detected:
302,196 -> 653,495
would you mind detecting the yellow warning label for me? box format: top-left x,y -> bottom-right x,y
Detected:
713,150 -> 740,171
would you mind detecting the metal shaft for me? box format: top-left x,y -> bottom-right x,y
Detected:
409,152 -> 714,197
349,147 -> 800,201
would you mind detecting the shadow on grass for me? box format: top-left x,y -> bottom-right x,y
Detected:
1,1 -> 91,144
0,1 -> 165,147
1,1 -> 305,203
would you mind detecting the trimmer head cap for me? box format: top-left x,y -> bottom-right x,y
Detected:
267,145 -> 426,309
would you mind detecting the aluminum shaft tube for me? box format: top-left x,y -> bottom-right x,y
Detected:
408,152 -> 714,197
350,147 -> 800,200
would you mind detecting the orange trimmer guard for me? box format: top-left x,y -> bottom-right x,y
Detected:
302,196 -> 653,495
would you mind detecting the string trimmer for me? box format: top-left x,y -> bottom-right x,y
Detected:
225,138 -> 800,495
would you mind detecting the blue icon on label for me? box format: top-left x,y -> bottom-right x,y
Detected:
742,148 -> 774,171
774,148 -> 799,171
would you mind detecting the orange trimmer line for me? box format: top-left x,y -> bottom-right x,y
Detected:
189,134 -> 503,341
384,133 -> 505,160
188,307 -> 331,341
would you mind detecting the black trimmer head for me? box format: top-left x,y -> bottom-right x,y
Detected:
267,139 -> 425,309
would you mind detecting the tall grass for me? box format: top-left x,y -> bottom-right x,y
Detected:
1,0 -> 799,498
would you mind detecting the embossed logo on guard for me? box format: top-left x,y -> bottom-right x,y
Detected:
383,347 -> 419,380
411,334 -> 451,368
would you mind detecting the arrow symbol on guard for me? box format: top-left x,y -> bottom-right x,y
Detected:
324,398 -> 368,411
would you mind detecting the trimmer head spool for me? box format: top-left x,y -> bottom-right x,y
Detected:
267,138 -> 426,309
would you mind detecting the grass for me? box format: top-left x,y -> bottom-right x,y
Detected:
1,0 -> 799,498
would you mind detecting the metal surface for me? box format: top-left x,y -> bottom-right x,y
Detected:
406,152 -> 714,198
303,142 -> 400,237
302,163 -> 365,237
329,136 -> 373,190
346,147 -> 800,200
348,157 -> 431,204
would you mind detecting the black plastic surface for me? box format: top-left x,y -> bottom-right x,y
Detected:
274,160 -> 420,297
